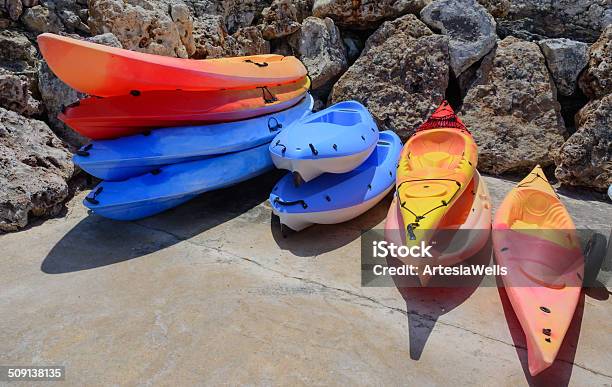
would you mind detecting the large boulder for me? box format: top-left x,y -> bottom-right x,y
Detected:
220,0 -> 271,34
579,25 -> 612,100
20,4 -> 64,34
312,0 -> 429,29
477,0 -> 509,18
192,15 -> 269,59
288,16 -> 347,89
329,14 -> 449,139
0,68 -> 43,116
539,38 -> 589,96
460,36 -> 566,175
260,0 -> 301,40
496,0 -> 612,43
0,29 -> 38,71
0,30 -> 42,117
88,0 -> 195,58
0,108 -> 74,232
420,0 -> 496,76
554,95 -> 612,191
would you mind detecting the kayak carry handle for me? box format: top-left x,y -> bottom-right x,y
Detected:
244,59 -> 269,67
268,117 -> 283,132
85,186 -> 103,205
75,143 -> 93,157
274,198 -> 308,209
258,86 -> 278,104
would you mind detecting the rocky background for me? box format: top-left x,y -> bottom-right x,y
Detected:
0,0 -> 611,232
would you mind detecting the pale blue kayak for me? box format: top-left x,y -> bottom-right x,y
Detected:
84,143 -> 273,220
270,131 -> 402,231
74,94 -> 313,181
269,100 -> 379,182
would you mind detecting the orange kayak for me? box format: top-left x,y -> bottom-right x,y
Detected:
396,101 -> 478,245
37,33 -> 307,97
493,165 -> 584,376
60,77 -> 310,140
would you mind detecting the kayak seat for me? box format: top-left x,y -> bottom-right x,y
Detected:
307,110 -> 361,126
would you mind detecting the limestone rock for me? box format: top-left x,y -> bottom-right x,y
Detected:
579,25 -> 612,100
0,30 -> 42,117
288,16 -> 347,89
539,38 -> 589,96
477,0 -> 509,18
461,36 -> 566,175
260,0 -> 301,40
87,32 -> 122,48
20,4 -> 64,33
221,0 -> 271,34
330,14 -> 449,139
312,0 -> 429,29
497,0 -> 612,43
88,0 -> 195,58
225,26 -> 270,56
420,0 -> 496,76
554,95 -> 612,191
192,16 -> 270,59
0,68 -> 43,116
6,0 -> 22,20
0,108 -> 74,232
0,29 -> 38,71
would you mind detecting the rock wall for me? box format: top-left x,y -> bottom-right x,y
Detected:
0,0 -> 610,230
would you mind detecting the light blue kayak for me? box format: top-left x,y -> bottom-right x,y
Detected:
74,94 -> 313,181
270,131 -> 402,231
269,100 -> 379,182
608,184 -> 612,201
84,143 -> 273,221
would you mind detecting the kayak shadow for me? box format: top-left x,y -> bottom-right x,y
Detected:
41,170 -> 283,274
392,238 -> 492,360
497,283 -> 585,387
270,193 -> 393,257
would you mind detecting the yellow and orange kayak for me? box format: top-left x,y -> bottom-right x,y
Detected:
493,165 -> 584,376
37,33 -> 307,97
385,170 -> 491,284
396,101 -> 478,244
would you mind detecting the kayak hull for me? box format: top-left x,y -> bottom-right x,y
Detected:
84,143 -> 274,220
493,165 -> 584,376
61,77 -> 310,140
38,33 -> 307,96
74,95 -> 314,181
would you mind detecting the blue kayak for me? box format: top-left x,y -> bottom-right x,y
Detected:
270,130 -> 402,231
84,143 -> 274,221
74,94 -> 313,181
269,100 -> 379,182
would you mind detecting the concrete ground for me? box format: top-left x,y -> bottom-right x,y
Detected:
1,171 -> 611,386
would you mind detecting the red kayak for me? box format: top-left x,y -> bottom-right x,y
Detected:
60,77 -> 310,140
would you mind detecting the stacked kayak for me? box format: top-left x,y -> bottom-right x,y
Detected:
61,77 -> 310,139
38,33 -> 307,96
493,165 -> 584,376
39,33 -> 311,220
74,95 -> 314,181
269,101 -> 402,231
386,101 -> 489,284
